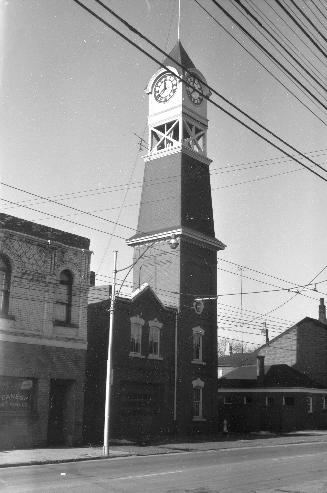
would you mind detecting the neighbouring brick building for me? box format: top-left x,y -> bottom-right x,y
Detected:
258,299 -> 327,387
218,301 -> 327,433
218,357 -> 327,433
0,213 -> 91,449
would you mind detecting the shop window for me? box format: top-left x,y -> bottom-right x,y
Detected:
54,270 -> 73,324
192,326 -> 204,362
0,376 -> 36,414
148,318 -> 163,359
0,255 -> 11,316
192,378 -> 204,420
129,315 -> 144,357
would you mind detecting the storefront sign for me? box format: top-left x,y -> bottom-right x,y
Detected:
0,376 -> 35,413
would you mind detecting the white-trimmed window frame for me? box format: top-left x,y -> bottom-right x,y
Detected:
192,378 -> 205,421
305,395 -> 313,414
148,318 -> 163,360
129,315 -> 145,358
192,326 -> 205,364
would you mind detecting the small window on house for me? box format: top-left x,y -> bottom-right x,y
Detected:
265,396 -> 274,407
55,270 -> 73,324
192,327 -> 204,362
322,396 -> 327,410
243,395 -> 253,405
283,396 -> 295,406
192,378 -> 204,420
148,318 -> 163,359
0,255 -> 11,316
305,396 -> 313,414
149,326 -> 160,356
224,396 -> 232,405
129,315 -> 144,357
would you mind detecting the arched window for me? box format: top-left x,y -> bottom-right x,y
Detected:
129,315 -> 144,357
192,378 -> 205,420
55,270 -> 73,324
0,255 -> 11,315
148,318 -> 163,359
192,326 -> 205,362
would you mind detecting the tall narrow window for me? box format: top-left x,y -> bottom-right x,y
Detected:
192,378 -> 205,420
148,318 -> 163,359
192,327 -> 204,362
0,255 -> 11,316
55,270 -> 73,324
305,396 -> 313,414
130,315 -> 145,357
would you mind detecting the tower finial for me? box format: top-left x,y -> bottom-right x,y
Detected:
177,0 -> 181,42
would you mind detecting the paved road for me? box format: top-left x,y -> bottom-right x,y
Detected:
1,441 -> 327,492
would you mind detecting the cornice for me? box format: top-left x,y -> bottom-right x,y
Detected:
144,145 -> 212,166
126,227 -> 226,251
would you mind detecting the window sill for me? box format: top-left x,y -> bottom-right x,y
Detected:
53,324 -> 79,339
191,360 -> 206,365
129,352 -> 145,359
54,321 -> 79,328
192,417 -> 206,422
148,355 -> 163,360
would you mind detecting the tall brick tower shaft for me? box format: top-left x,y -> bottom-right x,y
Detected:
127,41 -> 225,432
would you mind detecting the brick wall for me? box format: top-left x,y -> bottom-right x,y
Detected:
259,318 -> 327,386
0,215 -> 90,449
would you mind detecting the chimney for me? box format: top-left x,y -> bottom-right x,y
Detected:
319,298 -> 326,324
257,355 -> 265,385
89,271 -> 95,287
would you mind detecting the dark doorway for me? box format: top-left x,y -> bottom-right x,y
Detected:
48,379 -> 72,446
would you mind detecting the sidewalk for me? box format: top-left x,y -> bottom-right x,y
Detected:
1,430 -> 327,468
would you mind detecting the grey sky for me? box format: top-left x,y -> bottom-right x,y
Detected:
1,0 -> 327,345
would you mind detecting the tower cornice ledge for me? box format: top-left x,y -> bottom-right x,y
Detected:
144,145 -> 212,166
126,227 -> 226,251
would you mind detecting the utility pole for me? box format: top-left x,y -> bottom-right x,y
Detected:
103,250 -> 117,456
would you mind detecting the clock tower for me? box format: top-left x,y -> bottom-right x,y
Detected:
127,41 -> 225,432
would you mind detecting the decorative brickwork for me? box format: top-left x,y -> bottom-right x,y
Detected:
0,214 -> 90,449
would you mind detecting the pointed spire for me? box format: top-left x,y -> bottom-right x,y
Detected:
163,41 -> 196,72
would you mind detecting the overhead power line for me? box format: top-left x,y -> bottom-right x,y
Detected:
245,0 -> 326,85
193,0 -> 326,125
289,0 -> 327,45
274,0 -> 327,60
311,0 -> 327,25
211,0 -> 327,112
72,0 -> 327,185
233,0 -> 327,94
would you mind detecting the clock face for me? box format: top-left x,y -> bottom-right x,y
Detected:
154,73 -> 178,103
185,74 -> 203,105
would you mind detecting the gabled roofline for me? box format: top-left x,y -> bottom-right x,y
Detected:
257,316 -> 327,353
127,283 -> 177,312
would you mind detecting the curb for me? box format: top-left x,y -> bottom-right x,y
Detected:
2,433 -> 327,469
